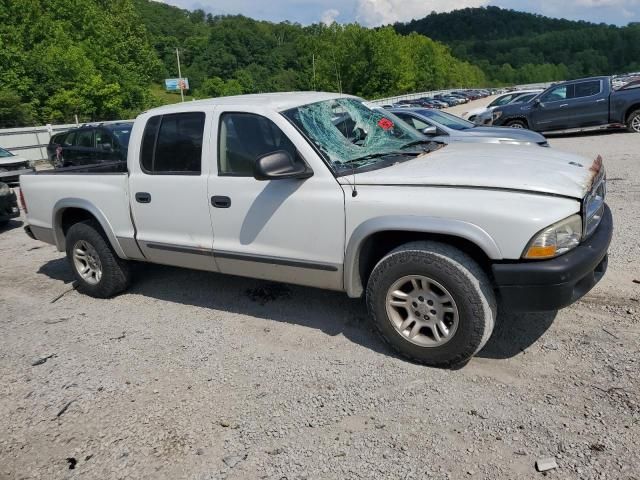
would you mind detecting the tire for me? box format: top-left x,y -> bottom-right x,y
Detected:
626,109 -> 640,133
505,119 -> 527,129
65,220 -> 131,298
366,241 -> 496,368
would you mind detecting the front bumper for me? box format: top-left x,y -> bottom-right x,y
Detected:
492,204 -> 613,312
0,191 -> 20,222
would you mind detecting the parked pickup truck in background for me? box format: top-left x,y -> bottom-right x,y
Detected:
20,93 -> 612,367
491,76 -> 640,133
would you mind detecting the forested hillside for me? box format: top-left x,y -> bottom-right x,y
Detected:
0,0 -> 485,126
0,0 -> 162,126
396,7 -> 640,84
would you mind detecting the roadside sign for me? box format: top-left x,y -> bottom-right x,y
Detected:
165,78 -> 189,91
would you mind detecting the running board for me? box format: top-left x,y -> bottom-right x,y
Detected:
543,123 -> 626,136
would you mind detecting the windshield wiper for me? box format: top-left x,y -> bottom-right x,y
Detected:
400,140 -> 437,150
344,151 -> 422,165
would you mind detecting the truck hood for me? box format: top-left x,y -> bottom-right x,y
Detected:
340,143 -> 600,199
0,154 -> 29,168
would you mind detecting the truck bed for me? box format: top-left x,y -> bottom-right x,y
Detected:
34,161 -> 127,175
20,163 -> 136,255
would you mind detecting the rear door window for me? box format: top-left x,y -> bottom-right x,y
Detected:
95,130 -> 114,148
574,80 -> 602,98
140,112 -> 205,174
62,131 -> 76,146
75,129 -> 94,148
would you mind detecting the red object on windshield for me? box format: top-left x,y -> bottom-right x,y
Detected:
378,118 -> 394,130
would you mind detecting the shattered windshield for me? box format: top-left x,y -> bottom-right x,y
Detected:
283,98 -> 431,173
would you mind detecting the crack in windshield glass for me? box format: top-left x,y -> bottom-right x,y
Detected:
283,98 -> 437,173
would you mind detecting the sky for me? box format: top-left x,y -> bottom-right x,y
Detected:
156,0 -> 640,26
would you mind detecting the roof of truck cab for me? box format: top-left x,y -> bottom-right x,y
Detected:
145,92 -> 359,114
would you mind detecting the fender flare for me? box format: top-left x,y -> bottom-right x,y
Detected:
52,198 -> 127,258
343,216 -> 502,298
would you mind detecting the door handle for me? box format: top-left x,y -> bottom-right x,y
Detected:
135,192 -> 151,203
596,98 -> 606,103
211,196 -> 231,208
559,104 -> 569,108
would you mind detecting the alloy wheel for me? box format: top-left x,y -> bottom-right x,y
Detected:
72,240 -> 103,285
385,275 -> 459,347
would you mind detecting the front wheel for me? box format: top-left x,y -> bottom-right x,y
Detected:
65,220 -> 131,298
366,241 -> 496,368
627,110 -> 640,133
506,119 -> 527,129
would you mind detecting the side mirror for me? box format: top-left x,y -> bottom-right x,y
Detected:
254,150 -> 313,181
534,98 -> 543,108
422,126 -> 438,136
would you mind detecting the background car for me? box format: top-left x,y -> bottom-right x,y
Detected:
389,107 -> 549,147
433,95 -> 461,107
474,92 -> 542,125
418,97 -> 448,108
0,182 -> 20,227
462,89 -> 543,122
0,146 -> 34,186
47,122 -> 133,168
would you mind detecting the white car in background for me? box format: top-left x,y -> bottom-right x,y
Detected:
462,90 -> 543,123
0,146 -> 34,186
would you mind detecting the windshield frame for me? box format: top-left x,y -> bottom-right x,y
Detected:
281,98 -> 434,177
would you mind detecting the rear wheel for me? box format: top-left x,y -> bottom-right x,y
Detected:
65,220 -> 131,298
366,241 -> 496,368
506,119 -> 527,129
627,110 -> 640,133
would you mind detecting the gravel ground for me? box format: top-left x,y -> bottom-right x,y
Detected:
1,101 -> 639,479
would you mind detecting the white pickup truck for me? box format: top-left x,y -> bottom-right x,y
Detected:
21,92 -> 612,367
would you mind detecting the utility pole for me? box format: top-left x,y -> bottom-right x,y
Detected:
312,54 -> 316,91
176,48 -> 184,102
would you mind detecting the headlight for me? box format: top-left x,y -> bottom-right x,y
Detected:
583,169 -> 606,239
0,183 -> 10,195
523,214 -> 582,259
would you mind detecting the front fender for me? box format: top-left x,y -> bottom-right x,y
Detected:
343,216 -> 501,298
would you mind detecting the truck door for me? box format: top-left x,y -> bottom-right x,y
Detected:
530,84 -> 575,131
564,79 -> 609,128
207,109 -> 345,291
128,110 -> 217,272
